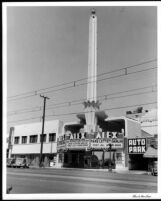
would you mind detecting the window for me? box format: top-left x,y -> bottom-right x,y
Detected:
40,134 -> 46,143
29,135 -> 38,143
22,136 -> 27,144
49,133 -> 56,142
14,137 -> 19,144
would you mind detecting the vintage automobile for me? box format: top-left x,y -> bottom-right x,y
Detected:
7,158 -> 16,167
12,158 -> 29,168
151,161 -> 157,176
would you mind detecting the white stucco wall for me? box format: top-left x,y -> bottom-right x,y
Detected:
12,142 -> 57,154
125,118 -> 141,138
11,120 -> 62,155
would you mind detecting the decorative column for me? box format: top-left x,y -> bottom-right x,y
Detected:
83,9 -> 101,133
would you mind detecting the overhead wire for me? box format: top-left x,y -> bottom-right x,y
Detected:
7,59 -> 157,101
8,89 -> 157,116
7,85 -> 157,116
7,101 -> 157,124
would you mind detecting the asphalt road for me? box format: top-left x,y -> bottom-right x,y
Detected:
7,167 -> 157,194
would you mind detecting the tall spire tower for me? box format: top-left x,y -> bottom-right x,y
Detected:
83,9 -> 100,133
87,8 -> 97,102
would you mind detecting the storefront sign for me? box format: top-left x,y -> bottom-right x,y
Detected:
128,138 -> 146,154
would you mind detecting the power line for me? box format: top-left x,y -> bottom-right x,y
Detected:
7,101 -> 157,124
38,66 -> 158,97
7,85 -> 157,116
7,66 -> 157,102
7,59 -> 157,101
8,90 -> 157,116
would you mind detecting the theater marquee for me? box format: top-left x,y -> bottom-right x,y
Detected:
57,136 -> 124,151
128,138 -> 146,154
90,138 -> 124,149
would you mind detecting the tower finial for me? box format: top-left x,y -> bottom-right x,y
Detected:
91,8 -> 96,15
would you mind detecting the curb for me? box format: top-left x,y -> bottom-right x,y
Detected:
28,166 -> 149,175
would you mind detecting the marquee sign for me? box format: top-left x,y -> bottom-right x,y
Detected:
57,138 -> 124,151
59,130 -> 124,141
66,139 -> 89,150
128,138 -> 146,154
90,138 -> 124,149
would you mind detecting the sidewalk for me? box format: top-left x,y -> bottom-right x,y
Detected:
29,166 -> 149,175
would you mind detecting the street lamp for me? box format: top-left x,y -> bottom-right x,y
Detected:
108,143 -> 112,172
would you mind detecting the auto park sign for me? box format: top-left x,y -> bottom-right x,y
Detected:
128,138 -> 146,154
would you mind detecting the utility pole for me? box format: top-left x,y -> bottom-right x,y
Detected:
39,95 -> 49,167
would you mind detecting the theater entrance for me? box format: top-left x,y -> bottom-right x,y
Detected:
63,150 -> 117,169
63,150 -> 87,168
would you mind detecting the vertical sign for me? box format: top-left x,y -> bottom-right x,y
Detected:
128,138 -> 146,154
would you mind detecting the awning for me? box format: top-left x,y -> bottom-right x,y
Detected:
143,146 -> 157,158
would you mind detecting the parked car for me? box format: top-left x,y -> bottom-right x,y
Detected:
7,158 -> 16,168
12,158 -> 29,168
151,161 -> 157,176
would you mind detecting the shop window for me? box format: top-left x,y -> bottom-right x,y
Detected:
22,136 -> 27,144
30,135 -> 38,143
49,133 -> 56,142
14,137 -> 19,144
40,134 -> 46,143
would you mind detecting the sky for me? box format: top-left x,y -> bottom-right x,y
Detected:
6,5 -> 157,132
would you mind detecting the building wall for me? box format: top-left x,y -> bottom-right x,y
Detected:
12,142 -> 57,154
125,118 -> 141,138
11,120 -> 61,155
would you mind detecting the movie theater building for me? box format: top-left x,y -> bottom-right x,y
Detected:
8,120 -> 63,167
56,10 -> 157,171
7,10 -> 157,171
57,116 -> 148,170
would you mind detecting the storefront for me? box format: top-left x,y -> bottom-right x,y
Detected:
57,136 -> 124,169
57,117 -> 135,169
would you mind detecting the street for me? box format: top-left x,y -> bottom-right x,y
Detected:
7,167 -> 157,194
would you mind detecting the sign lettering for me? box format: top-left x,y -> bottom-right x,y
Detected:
57,138 -> 124,151
128,138 -> 146,154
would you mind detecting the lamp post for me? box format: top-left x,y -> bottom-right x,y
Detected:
108,143 -> 112,172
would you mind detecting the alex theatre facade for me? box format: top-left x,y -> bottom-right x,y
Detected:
57,117 -> 142,170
